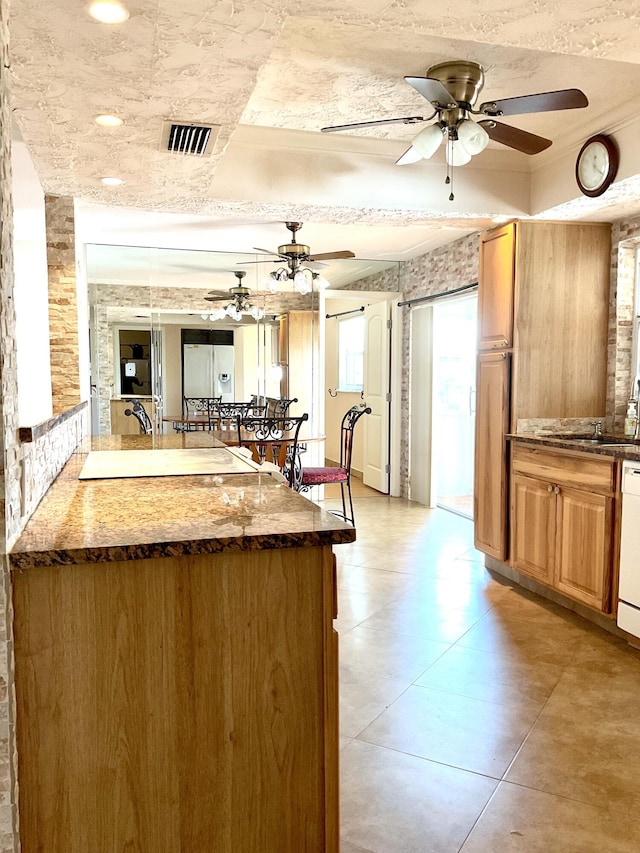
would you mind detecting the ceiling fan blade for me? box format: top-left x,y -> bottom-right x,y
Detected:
321,116 -> 425,133
479,120 -> 552,155
252,246 -> 283,256
479,88 -> 588,117
396,146 -> 423,166
307,251 -> 355,261
238,258 -> 281,265
307,261 -> 329,270
404,76 -> 458,108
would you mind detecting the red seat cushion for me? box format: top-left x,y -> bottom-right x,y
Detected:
301,466 -> 348,485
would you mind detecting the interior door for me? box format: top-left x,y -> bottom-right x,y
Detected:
363,301 -> 390,493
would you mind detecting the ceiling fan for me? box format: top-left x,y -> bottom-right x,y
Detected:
203,271 -> 264,321
242,221 -> 355,294
321,60 -> 588,198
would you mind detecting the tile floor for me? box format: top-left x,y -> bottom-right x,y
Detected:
319,485 -> 640,853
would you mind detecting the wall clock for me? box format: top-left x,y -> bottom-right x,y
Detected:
575,134 -> 619,197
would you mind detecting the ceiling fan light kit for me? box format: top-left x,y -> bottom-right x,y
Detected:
203,271 -> 265,322
321,59 -> 589,201
247,222 -> 354,293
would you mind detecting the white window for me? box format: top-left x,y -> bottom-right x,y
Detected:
338,315 -> 365,392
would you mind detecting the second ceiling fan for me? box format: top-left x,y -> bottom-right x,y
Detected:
321,60 -> 588,196
243,221 -> 355,294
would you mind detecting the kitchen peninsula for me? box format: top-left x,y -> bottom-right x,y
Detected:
9,433 -> 354,852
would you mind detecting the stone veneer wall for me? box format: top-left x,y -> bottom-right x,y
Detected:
46,194 -> 81,416
610,217 -> 640,432
91,283 -> 313,434
1,0 -> 20,844
1,24 -> 89,847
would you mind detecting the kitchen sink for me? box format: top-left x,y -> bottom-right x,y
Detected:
559,436 -> 638,446
543,434 -> 639,446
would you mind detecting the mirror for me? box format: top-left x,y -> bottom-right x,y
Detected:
86,244 -> 401,438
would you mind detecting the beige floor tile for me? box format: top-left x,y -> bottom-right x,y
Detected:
337,564 -> 421,598
338,665 -> 409,738
357,593 -> 489,644
358,684 -> 539,778
341,739 -> 497,853
505,647 -> 640,812
460,781 -> 640,852
415,642 -> 568,710
339,625 -> 451,681
455,590 -> 590,662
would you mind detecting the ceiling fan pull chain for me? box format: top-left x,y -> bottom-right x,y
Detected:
445,157 -> 454,201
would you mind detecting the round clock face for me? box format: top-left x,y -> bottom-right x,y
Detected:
576,134 -> 618,197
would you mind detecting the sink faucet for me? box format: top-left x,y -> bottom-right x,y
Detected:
591,421 -> 603,437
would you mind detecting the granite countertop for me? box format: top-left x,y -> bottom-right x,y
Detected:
9,434 -> 355,570
507,433 -> 640,461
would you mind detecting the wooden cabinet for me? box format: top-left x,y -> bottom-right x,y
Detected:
110,397 -> 157,434
474,220 -> 611,561
12,544 -> 340,851
510,444 -> 617,612
474,351 -> 511,560
478,223 -> 515,350
279,310 -> 319,418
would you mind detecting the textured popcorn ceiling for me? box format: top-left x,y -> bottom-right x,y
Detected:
10,0 -> 640,263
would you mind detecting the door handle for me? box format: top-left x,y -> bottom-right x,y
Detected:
547,484 -> 553,492
554,486 -> 560,495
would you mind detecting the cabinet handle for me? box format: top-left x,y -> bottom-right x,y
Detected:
502,339 -> 508,346
547,484 -> 553,492
501,352 -> 506,359
554,486 -> 560,495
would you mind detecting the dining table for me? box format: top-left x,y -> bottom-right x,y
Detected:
162,415 -> 325,488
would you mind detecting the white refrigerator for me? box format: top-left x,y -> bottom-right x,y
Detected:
183,343 -> 235,402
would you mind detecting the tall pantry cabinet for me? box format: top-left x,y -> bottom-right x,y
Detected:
473,220 -> 611,562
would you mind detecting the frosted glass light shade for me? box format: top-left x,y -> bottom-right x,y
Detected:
313,273 -> 330,290
457,119 -> 489,155
411,124 -> 444,159
446,140 -> 472,166
261,272 -> 278,293
294,270 -> 311,295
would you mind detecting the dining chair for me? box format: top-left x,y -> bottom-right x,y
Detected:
182,396 -> 222,431
124,400 -> 154,434
298,405 -> 371,525
211,401 -> 267,431
236,413 -> 309,487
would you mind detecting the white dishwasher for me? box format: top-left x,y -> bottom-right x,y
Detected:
618,460 -> 640,639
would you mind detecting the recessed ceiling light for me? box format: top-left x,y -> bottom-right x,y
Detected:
100,176 -> 124,186
87,1 -> 130,23
94,114 -> 124,127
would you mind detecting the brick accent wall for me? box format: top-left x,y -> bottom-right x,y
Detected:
46,195 -> 81,415
1,0 -> 20,844
611,217 -> 640,432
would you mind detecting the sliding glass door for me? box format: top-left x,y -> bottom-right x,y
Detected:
433,294 -> 477,519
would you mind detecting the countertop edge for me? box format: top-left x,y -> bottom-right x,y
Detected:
506,433 -> 640,460
9,527 -> 356,570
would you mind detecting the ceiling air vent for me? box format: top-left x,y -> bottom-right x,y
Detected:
160,120 -> 219,157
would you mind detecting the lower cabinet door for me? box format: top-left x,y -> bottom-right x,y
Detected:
555,486 -> 612,611
474,352 -> 511,560
511,473 -> 556,584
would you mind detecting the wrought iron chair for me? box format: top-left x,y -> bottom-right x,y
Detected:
182,396 -> 222,431
299,405 -> 371,525
211,401 -> 267,431
236,413 -> 309,487
124,400 -> 154,434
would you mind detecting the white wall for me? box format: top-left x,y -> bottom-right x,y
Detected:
12,130 -> 52,425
